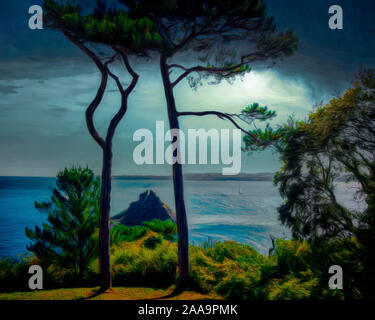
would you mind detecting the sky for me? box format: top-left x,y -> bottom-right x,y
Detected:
0,0 -> 374,176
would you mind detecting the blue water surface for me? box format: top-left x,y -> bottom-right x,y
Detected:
0,177 -> 292,257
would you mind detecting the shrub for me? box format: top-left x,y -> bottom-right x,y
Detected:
110,224 -> 147,244
0,254 -> 93,292
189,246 -> 223,293
111,239 -> 177,288
189,241 -> 266,297
273,239 -> 312,275
143,219 -> 177,240
0,256 -> 33,292
190,239 -> 347,300
259,239 -> 348,300
263,276 -> 319,300
143,235 -> 163,249
215,273 -> 253,300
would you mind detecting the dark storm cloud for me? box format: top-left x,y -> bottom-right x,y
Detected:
2,0 -> 372,103
266,0 -> 375,93
1,0 -> 373,83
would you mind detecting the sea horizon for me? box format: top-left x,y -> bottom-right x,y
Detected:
0,176 -> 289,258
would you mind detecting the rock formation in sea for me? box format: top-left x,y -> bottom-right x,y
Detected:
111,190 -> 176,226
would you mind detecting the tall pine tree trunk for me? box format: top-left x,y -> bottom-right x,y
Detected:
62,35 -> 139,292
160,55 -> 189,288
98,145 -> 113,291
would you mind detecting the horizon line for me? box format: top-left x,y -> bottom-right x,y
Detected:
0,172 -> 276,179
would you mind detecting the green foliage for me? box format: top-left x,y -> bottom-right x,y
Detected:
44,0 -> 165,51
199,238 -> 219,249
25,167 -> 100,279
191,242 -> 267,299
259,69 -> 375,298
110,224 -> 147,244
0,230 -> 365,299
121,0 -> 298,87
261,238 -> 367,300
143,235 -> 163,249
142,219 -> 177,240
263,277 -> 319,300
189,238 -> 366,299
274,71 -> 375,241
111,237 -> 177,288
243,124 -> 286,151
110,219 -> 177,246
108,220 -> 177,287
215,274 -> 255,300
0,256 -> 33,292
242,103 -> 277,121
273,239 -> 312,274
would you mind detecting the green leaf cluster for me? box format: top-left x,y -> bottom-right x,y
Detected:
242,102 -> 277,121
44,0 -> 164,49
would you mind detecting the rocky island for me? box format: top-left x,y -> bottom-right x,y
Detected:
111,190 -> 176,226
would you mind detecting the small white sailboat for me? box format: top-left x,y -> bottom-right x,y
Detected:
238,186 -> 243,194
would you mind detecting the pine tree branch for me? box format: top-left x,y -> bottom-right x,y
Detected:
63,32 -> 107,150
105,48 -> 139,143
177,110 -> 266,146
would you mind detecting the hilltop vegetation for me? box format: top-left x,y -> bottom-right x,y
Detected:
0,219 -> 356,299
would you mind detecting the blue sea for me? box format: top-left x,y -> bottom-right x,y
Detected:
0,176 -> 359,258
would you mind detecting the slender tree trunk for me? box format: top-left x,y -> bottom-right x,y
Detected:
61,37 -> 138,292
99,145 -> 113,291
160,55 -> 189,288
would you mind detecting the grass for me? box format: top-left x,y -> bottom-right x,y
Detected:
0,286 -> 221,300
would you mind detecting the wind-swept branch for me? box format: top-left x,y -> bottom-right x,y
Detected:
178,110 -> 263,145
170,63 -> 248,88
63,32 -> 107,150
178,104 -> 278,147
104,50 -> 139,143
169,33 -> 297,88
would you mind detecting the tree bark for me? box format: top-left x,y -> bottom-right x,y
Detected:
160,55 -> 190,288
98,145 -> 113,291
97,51 -> 138,292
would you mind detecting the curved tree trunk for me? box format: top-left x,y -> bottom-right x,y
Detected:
160,55 -> 190,288
97,50 -> 139,292
61,35 -> 139,292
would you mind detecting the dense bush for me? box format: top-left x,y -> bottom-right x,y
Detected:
110,219 -> 177,245
0,256 -> 34,292
108,220 -> 178,287
110,234 -> 177,288
0,254 -> 96,291
142,219 -> 177,241
143,235 -> 163,249
270,71 -> 375,298
110,224 -> 147,244
189,239 -> 355,300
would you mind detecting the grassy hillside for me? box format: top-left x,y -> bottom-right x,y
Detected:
0,220 -> 358,300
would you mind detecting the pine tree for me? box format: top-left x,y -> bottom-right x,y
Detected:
25,167 -> 100,279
